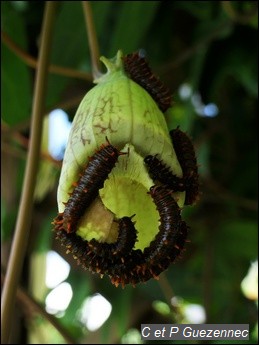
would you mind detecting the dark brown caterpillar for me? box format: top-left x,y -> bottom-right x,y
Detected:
170,127 -> 199,205
53,141 -> 121,234
144,155 -> 185,192
55,228 -> 110,276
55,186 -> 189,288
146,186 -> 188,263
54,216 -> 139,277
107,186 -> 189,287
88,215 -> 137,257
142,185 -> 188,279
144,127 -> 199,206
123,50 -> 172,112
53,139 -> 193,287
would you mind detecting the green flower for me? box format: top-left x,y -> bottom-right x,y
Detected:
57,51 -> 184,250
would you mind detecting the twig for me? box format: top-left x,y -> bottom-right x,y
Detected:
202,223 -> 214,323
1,142 -> 27,161
1,3 -> 58,343
158,273 -> 175,307
82,1 -> 102,79
203,177 -> 258,212
1,272 -> 75,344
221,1 -> 258,25
1,30 -> 92,81
2,91 -> 88,134
1,139 -> 62,168
158,273 -> 184,322
2,123 -> 62,168
47,93 -> 87,114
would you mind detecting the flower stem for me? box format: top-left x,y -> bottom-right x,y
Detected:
1,2 -> 58,342
82,1 -> 102,80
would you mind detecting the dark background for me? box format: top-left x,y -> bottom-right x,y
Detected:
1,1 -> 258,344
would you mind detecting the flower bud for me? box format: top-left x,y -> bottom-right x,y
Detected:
56,50 -> 184,250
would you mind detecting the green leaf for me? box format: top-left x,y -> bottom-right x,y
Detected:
46,2 -> 89,108
1,156 -> 26,241
1,2 -> 31,126
108,1 -> 160,56
175,1 -> 216,20
50,2 -> 87,68
33,214 -> 56,253
1,199 -> 17,241
92,1 -> 114,46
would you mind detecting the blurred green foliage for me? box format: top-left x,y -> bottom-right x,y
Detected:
1,1 -> 258,344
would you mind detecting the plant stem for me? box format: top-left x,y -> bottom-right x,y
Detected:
1,273 -> 75,344
1,2 -> 58,343
158,273 -> 175,306
1,31 -> 92,81
82,1 -> 102,80
158,273 -> 183,322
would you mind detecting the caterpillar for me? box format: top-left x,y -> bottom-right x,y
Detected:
123,50 -> 172,112
143,185 -> 188,276
53,141 -> 121,234
144,128 -> 199,206
53,138 -> 193,286
55,228 -> 110,276
56,185 -> 189,288
144,155 -> 185,192
170,127 -> 199,205
54,215 -> 139,277
107,185 -> 189,287
88,215 -> 137,257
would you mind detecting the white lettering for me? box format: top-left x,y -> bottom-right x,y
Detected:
207,329 -> 213,337
241,330 -> 249,338
142,327 -> 150,338
183,326 -> 192,337
169,326 -> 179,337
